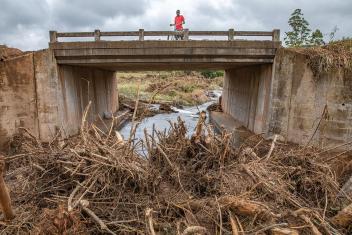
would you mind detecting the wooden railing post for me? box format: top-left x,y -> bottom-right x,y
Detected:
94,29 -> 101,41
184,29 -> 189,40
273,29 -> 280,41
228,28 -> 234,41
49,31 -> 57,43
139,29 -> 144,41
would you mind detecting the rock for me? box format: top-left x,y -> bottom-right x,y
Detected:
207,91 -> 217,98
175,104 -> 184,109
159,103 -> 173,112
103,111 -> 113,119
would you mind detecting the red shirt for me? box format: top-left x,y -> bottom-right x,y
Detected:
174,15 -> 185,30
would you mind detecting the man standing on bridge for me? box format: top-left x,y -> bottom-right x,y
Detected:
170,10 -> 185,40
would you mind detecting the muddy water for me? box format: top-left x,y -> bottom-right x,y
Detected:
119,90 -> 222,141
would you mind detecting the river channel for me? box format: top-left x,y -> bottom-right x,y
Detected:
118,90 -> 222,143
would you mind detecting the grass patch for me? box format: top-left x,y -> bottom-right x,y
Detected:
117,71 -> 223,106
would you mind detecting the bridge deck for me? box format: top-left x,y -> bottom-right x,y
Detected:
49,30 -> 281,70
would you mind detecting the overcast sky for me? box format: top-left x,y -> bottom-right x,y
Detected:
0,0 -> 351,51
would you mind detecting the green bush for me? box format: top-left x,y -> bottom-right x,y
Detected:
168,90 -> 177,97
201,70 -> 224,79
180,84 -> 195,93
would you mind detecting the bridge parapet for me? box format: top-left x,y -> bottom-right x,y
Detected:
50,29 -> 280,42
49,29 -> 281,70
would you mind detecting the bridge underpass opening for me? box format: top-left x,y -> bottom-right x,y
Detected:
114,66 -> 273,138
56,61 -> 274,139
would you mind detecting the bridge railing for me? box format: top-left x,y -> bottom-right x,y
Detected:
49,29 -> 280,42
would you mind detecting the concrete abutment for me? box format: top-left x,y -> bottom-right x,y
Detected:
219,48 -> 352,150
0,49 -> 118,149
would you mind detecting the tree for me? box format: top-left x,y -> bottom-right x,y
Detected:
329,26 -> 339,42
310,29 -> 325,46
284,9 -> 312,47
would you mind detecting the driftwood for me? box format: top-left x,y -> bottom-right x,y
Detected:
79,200 -> 116,235
192,111 -> 207,143
241,147 -> 259,160
228,211 -> 239,235
337,175 -> 352,206
264,134 -> 278,160
270,227 -> 299,235
182,226 -> 207,235
331,203 -> 352,227
0,155 -> 15,220
293,209 -> 322,235
219,196 -> 279,220
145,208 -> 156,235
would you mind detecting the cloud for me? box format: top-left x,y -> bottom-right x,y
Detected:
0,0 -> 49,33
0,0 -> 350,50
49,0 -> 148,29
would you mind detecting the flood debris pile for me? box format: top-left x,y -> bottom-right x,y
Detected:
1,116 -> 351,234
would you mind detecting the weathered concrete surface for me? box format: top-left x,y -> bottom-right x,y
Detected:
221,48 -> 351,149
0,53 -> 38,149
267,49 -> 352,148
209,111 -> 253,147
50,40 -> 280,71
34,50 -> 61,140
0,49 -> 118,149
222,64 -> 272,134
58,65 -> 118,137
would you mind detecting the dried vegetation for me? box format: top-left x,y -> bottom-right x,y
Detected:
291,39 -> 352,77
0,114 -> 351,234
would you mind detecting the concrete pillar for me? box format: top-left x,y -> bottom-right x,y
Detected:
94,29 -> 101,41
49,31 -> 57,43
139,29 -> 144,41
228,28 -> 234,41
0,53 -> 39,149
34,49 -> 61,141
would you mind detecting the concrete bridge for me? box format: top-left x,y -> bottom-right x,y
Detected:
48,29 -> 280,137
1,29 -> 351,150
50,29 -> 280,70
